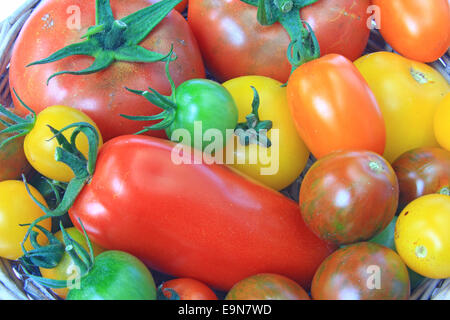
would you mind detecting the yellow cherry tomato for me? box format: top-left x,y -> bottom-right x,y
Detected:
40,227 -> 104,299
434,93 -> 450,151
222,76 -> 310,191
0,180 -> 51,260
355,52 -> 450,163
24,105 -> 103,183
395,194 -> 450,279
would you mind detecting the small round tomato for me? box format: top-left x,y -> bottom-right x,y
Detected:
312,242 -> 410,300
392,147 -> 450,209
67,251 -> 157,300
0,115 -> 30,182
222,76 -> 310,191
395,194 -> 450,279
287,54 -> 386,159
434,93 -> 450,152
354,52 -> 450,163
159,278 -> 218,300
299,151 -> 399,245
40,227 -> 104,299
0,180 -> 51,260
373,0 -> 450,63
24,105 -> 103,183
226,274 -> 310,300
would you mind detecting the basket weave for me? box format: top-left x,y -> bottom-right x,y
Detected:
0,0 -> 449,300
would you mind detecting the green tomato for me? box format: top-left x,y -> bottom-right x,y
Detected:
67,251 -> 156,300
168,79 -> 238,151
369,217 -> 425,290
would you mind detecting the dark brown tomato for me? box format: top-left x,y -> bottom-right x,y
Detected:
225,273 -> 310,300
0,115 -> 30,181
188,0 -> 371,83
392,147 -> 450,209
299,150 -> 399,245
9,0 -> 205,141
311,242 -> 410,300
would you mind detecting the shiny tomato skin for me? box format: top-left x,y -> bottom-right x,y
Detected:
225,273 -> 310,300
10,0 -> 205,141
312,242 -> 410,300
392,148 -> 450,209
0,115 -> 30,182
300,151 -> 399,245
287,54 -> 386,159
188,0 -> 371,83
159,278 -> 218,300
373,0 -> 450,63
69,135 -> 336,291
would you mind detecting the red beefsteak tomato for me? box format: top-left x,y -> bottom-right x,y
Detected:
188,0 -> 371,83
9,0 -> 205,141
69,135 -> 336,290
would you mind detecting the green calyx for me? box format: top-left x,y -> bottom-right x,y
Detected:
241,0 -> 320,72
27,0 -> 182,84
21,220 -> 95,290
0,89 -> 36,149
120,46 -> 178,134
234,86 -> 273,148
20,122 -> 101,260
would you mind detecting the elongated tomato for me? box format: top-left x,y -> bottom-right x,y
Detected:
287,54 -> 386,159
69,135 -> 335,290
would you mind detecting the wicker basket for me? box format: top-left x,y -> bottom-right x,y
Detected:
0,0 -> 449,300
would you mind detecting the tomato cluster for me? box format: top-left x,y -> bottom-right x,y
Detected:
0,0 -> 449,301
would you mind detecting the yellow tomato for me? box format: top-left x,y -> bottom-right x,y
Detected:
0,180 -> 50,260
222,76 -> 310,191
434,93 -> 450,151
24,105 -> 103,183
395,194 -> 450,279
355,52 -> 450,163
40,227 -> 104,299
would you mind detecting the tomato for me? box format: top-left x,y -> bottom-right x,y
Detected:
69,135 -> 336,290
311,242 -> 410,300
287,54 -> 385,159
40,227 -> 104,299
159,278 -> 218,300
10,0 -> 205,141
188,0 -> 371,83
434,93 -> 450,152
300,151 -> 398,245
175,0 -> 188,12
354,52 -> 450,163
67,251 -> 157,300
392,147 -> 450,209
222,76 -> 310,191
22,105 -> 103,183
0,180 -> 51,260
0,115 -> 30,182
395,194 -> 450,279
225,273 -> 310,300
372,0 -> 450,63
125,78 -> 238,151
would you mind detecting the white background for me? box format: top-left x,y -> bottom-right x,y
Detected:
0,1 -> 28,22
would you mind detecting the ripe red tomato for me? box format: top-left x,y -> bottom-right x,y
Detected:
188,0 -> 371,83
287,54 -> 386,159
69,135 -> 336,291
225,274 -> 310,300
299,151 -> 399,245
373,0 -> 450,63
159,278 -> 218,300
9,0 -> 205,141
312,242 -> 410,300
392,148 -> 450,209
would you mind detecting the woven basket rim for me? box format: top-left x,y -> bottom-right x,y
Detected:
0,0 -> 449,301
